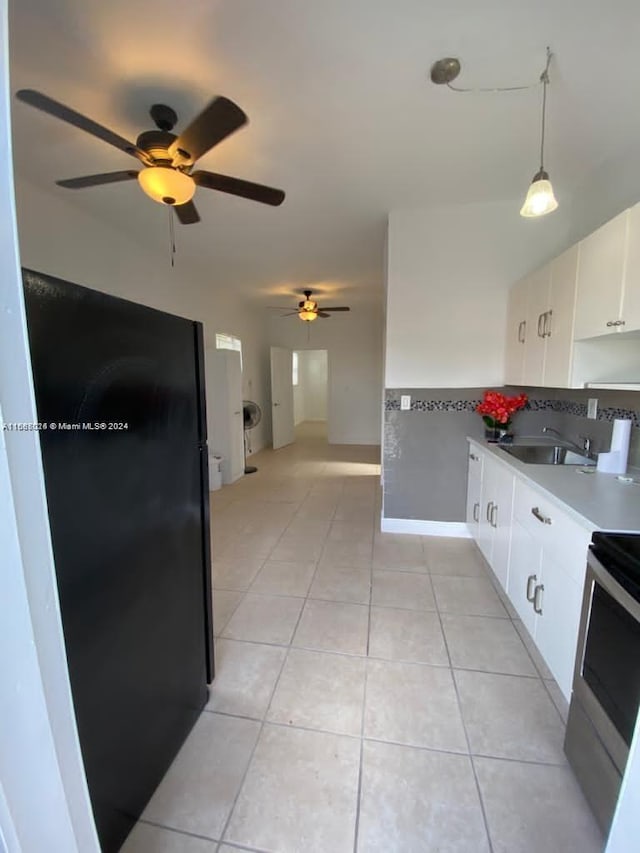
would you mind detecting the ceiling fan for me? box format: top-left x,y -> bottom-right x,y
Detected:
15,89 -> 285,224
274,290 -> 351,322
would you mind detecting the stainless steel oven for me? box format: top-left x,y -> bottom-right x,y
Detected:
565,533 -> 640,835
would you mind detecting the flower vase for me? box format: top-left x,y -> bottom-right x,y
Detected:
484,424 -> 513,443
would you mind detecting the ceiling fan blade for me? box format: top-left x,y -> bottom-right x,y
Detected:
173,201 -> 201,224
321,306 -> 351,312
317,311 -> 331,318
192,170 -> 285,206
169,97 -> 248,164
56,170 -> 139,189
16,89 -> 150,164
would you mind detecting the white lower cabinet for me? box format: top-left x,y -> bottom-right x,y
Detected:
475,452 -> 515,591
535,552 -> 584,699
467,441 -> 592,701
465,447 -> 483,540
508,520 -> 540,635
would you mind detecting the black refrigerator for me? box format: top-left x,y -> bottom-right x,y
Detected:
23,269 -> 214,852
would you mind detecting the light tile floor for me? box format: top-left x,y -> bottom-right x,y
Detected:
123,422 -> 604,853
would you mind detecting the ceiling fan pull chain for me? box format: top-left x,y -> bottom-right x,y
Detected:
168,206 -> 177,267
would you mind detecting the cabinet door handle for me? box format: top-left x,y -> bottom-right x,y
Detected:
544,310 -> 553,337
533,584 -> 544,615
531,506 -> 552,525
606,320 -> 626,327
486,501 -> 494,522
473,501 -> 480,522
537,313 -> 544,338
490,503 -> 498,528
526,574 -> 537,602
469,453 -> 479,461
517,320 -> 526,343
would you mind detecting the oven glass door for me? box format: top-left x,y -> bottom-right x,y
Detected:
583,580 -> 640,747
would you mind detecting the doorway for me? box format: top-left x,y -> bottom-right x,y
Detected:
293,349 -> 328,438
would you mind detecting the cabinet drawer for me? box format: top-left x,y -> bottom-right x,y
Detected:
513,479 -> 591,583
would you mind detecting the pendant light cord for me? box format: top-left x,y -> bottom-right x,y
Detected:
447,46 -> 553,96
539,47 -> 553,171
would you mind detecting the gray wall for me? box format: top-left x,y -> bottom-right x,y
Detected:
383,387 -> 640,523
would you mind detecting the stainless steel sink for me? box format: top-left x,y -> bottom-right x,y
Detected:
499,444 -> 595,466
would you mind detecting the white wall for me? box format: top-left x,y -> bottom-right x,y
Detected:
13,178 -> 272,454
270,309 -> 383,445
0,3 -> 99,847
569,135 -> 640,245
385,201 -> 573,389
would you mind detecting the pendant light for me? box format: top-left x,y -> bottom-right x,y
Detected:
520,48 -> 558,218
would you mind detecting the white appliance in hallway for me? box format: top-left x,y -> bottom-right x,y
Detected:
270,345 -> 295,449
205,348 -> 244,484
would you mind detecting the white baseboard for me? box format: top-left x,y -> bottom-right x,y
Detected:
380,517 -> 472,538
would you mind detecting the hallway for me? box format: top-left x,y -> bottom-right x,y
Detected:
124,423 -> 602,853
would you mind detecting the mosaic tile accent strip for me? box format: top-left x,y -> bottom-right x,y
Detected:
384,394 -> 640,427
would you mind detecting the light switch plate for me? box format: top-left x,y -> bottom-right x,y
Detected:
587,398 -> 598,419
400,395 -> 411,411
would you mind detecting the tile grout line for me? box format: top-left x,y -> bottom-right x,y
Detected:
433,592 -> 496,853
215,469 -> 346,849
352,508 -> 375,853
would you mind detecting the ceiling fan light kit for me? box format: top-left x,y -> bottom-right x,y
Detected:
430,47 -> 558,218
137,165 -> 196,206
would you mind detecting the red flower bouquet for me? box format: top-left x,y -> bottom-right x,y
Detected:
476,390 -> 528,439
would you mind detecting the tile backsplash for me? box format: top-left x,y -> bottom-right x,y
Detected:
383,385 -> 640,524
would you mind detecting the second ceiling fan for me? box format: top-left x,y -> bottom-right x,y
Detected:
15,89 -> 285,224
276,290 -> 351,322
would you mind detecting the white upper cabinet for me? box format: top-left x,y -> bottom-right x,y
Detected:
505,201 -> 640,387
544,244 -> 579,386
504,276 -> 529,385
574,209 -> 627,340
522,264 -> 551,387
621,201 -> 640,332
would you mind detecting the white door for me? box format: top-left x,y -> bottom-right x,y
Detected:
227,352 -> 245,482
270,346 -> 295,449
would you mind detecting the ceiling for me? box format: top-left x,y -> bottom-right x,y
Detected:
8,0 -> 640,306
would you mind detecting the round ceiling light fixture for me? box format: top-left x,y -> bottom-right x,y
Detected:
429,57 -> 461,85
137,166 -> 196,206
298,298 -> 318,322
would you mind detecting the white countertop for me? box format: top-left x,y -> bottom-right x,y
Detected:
468,437 -> 640,533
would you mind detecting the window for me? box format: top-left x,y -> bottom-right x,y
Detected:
216,333 -> 242,368
292,351 -> 299,386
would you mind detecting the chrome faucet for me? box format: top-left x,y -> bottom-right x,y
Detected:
542,426 -> 595,458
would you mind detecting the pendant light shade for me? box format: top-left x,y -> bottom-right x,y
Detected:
521,49 -> 557,219
520,169 -> 558,217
